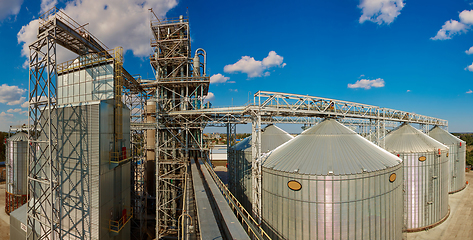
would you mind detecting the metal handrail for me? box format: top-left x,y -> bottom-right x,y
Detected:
202,159 -> 272,240
109,207 -> 133,233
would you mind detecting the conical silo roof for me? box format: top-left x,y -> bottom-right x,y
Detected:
261,119 -> 402,175
385,124 -> 448,153
232,136 -> 251,151
232,125 -> 294,152
429,126 -> 465,145
8,132 -> 28,142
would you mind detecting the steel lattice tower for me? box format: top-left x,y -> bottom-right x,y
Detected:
149,13 -> 210,238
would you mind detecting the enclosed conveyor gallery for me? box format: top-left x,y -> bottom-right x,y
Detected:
385,123 -> 449,231
228,124 -> 293,213
429,126 -> 466,193
260,119 -> 404,240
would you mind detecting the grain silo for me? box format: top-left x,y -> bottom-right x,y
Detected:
429,126 -> 466,193
5,132 -> 28,215
260,119 -> 404,240
228,124 -> 293,213
385,123 -> 449,231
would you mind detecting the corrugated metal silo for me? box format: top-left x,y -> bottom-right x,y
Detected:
261,119 -> 404,240
428,126 -> 466,193
385,123 -> 449,231
228,124 -> 293,213
5,132 -> 29,214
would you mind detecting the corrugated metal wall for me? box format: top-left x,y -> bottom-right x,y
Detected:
401,151 -> 449,230
262,165 -> 404,240
57,62 -> 114,105
56,99 -> 131,239
6,134 -> 28,195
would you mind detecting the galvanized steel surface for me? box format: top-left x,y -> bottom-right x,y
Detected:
6,132 -> 28,195
262,119 -> 402,175
384,124 -> 448,153
385,124 -> 449,230
56,100 -> 131,239
228,125 -> 293,212
261,119 -> 404,239
429,126 -> 466,193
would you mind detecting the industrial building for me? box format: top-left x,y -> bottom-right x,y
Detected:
12,5 -> 465,240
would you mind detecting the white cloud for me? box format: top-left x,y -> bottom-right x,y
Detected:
210,73 -> 230,84
0,0 -> 23,21
262,51 -> 284,67
348,78 -> 385,89
459,10 -> 473,25
21,101 -> 28,108
224,51 -> 285,78
204,92 -> 215,102
17,19 -> 39,58
18,0 -> 178,63
467,89 -> 472,94
431,10 -> 473,40
0,84 -> 27,105
9,97 -> 26,106
406,89 -> 411,92
431,20 -> 467,40
229,89 -> 238,92
40,0 -> 57,13
358,0 -> 405,25
466,46 -> 473,55
465,62 -> 473,71
0,112 -> 13,118
7,108 -> 22,113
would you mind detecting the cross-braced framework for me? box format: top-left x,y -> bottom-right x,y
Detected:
27,17 -> 59,239
27,7 -> 144,239
156,90 -> 448,224
124,87 -> 147,239
148,11 -> 210,238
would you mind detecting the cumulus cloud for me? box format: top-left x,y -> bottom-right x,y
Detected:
358,0 -> 405,25
430,10 -> 473,40
210,73 -> 230,84
459,10 -> 473,25
18,0 -> 178,64
21,101 -> 28,108
406,89 -> 411,92
17,19 -> 39,58
467,89 -> 472,94
7,108 -> 22,113
204,92 -> 215,102
0,84 -> 27,105
224,51 -> 285,78
348,78 -> 385,89
466,46 -> 473,55
0,0 -> 23,21
431,20 -> 467,40
41,0 -> 57,13
465,62 -> 473,71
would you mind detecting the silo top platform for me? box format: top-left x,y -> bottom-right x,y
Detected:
262,119 -> 402,176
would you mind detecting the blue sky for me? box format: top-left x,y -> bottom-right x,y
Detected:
0,0 -> 472,132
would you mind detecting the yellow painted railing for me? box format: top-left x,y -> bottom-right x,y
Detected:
109,208 -> 133,233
